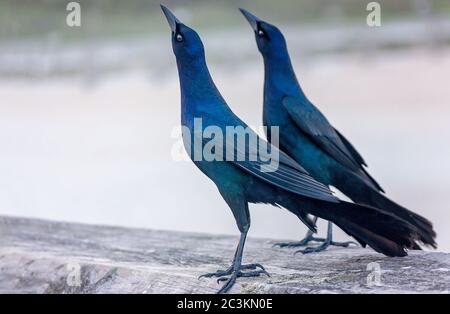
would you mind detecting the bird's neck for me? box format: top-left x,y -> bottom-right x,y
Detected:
176,56 -> 223,110
263,51 -> 305,99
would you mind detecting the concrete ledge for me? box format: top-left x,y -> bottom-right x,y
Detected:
0,216 -> 449,293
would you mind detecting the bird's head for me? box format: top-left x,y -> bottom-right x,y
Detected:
161,5 -> 205,63
239,8 -> 288,59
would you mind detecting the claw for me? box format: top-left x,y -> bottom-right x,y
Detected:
199,263 -> 269,293
273,236 -> 325,248
199,263 -> 267,280
295,240 -> 359,255
244,263 -> 266,271
238,269 -> 270,278
331,241 -> 358,248
217,274 -> 238,294
200,268 -> 230,279
216,268 -> 270,293
286,222 -> 360,254
199,271 -> 216,279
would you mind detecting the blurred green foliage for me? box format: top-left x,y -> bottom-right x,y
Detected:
1,0 -> 449,42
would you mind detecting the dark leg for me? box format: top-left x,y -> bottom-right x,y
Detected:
273,216 -> 326,248
199,230 -> 269,293
296,221 -> 358,254
199,237 -> 267,279
199,193 -> 269,294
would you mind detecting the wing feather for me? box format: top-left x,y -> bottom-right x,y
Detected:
195,128 -> 338,202
282,96 -> 361,171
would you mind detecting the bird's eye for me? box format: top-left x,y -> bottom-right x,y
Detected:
258,30 -> 265,37
176,33 -> 183,42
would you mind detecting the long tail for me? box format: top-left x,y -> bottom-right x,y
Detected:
284,197 -> 421,257
335,170 -> 437,249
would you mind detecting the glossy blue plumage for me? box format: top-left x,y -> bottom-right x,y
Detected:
240,9 -> 436,249
161,5 -> 425,293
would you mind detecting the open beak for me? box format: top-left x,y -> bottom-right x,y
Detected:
239,8 -> 261,32
160,4 -> 181,33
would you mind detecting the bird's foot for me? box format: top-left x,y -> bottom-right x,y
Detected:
295,240 -> 358,255
273,234 -> 325,248
199,263 -> 269,294
199,263 -> 266,279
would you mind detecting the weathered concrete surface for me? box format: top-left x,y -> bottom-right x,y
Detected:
0,215 -> 449,294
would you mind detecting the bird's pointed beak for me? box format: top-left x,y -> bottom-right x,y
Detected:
239,8 -> 261,32
160,4 -> 181,33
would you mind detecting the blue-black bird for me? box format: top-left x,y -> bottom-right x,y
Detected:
161,5 -> 421,293
239,8 -> 436,253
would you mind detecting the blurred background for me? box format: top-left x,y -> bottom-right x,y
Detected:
1,0 -> 449,251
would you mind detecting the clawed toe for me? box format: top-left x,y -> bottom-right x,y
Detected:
217,275 -> 237,294
241,263 -> 266,271
238,269 -> 270,278
216,269 -> 269,283
215,268 -> 270,293
331,241 -> 358,248
295,240 -> 359,255
199,262 -> 269,294
295,246 -> 325,255
198,269 -> 230,279
273,236 -> 325,248
199,263 -> 266,280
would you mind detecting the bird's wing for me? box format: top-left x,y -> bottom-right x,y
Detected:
195,124 -> 338,203
333,128 -> 367,167
334,127 -> 384,192
234,144 -> 338,202
282,96 -> 361,171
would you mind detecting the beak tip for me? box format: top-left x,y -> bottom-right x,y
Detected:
160,4 -> 180,33
239,8 -> 260,31
238,7 -> 250,17
160,3 -> 168,13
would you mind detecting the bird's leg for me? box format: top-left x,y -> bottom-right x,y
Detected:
199,230 -> 269,294
296,221 -> 358,254
273,216 -> 325,248
199,195 -> 269,293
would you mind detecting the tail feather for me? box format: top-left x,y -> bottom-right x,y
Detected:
302,200 -> 421,257
361,167 -> 384,193
336,170 -> 437,249
359,191 -> 435,248
339,220 -> 407,257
